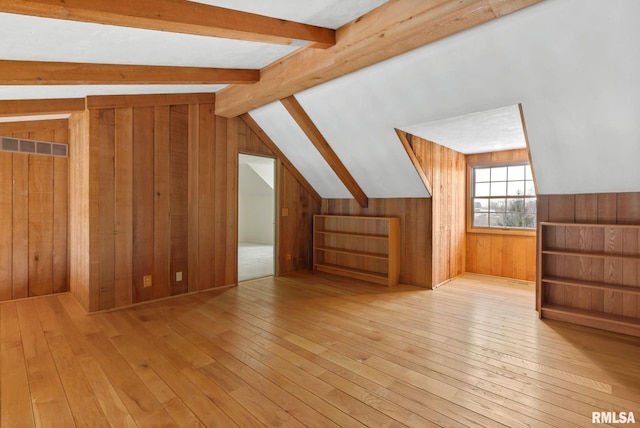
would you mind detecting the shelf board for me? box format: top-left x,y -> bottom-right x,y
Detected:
541,304 -> 640,336
314,230 -> 389,240
540,221 -> 640,229
314,263 -> 390,286
542,249 -> 640,261
542,276 -> 640,294
315,246 -> 388,260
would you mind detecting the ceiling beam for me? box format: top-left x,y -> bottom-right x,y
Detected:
0,98 -> 86,117
0,0 -> 335,48
216,0 -> 543,117
240,113 -> 322,204
0,60 -> 259,85
395,129 -> 433,196
281,96 -> 368,208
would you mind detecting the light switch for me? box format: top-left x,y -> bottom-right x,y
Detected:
282,208 -> 289,217
176,271 -> 183,282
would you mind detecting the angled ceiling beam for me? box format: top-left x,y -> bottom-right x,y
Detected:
216,0 -> 543,117
0,98 -> 86,117
0,60 -> 259,85
395,129 -> 433,196
240,113 -> 322,204
281,96 -> 368,208
0,0 -> 335,48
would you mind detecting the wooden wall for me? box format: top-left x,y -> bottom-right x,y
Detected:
321,198 -> 432,288
69,95 -> 319,312
409,134 -> 466,286
465,149 -> 536,282
0,120 -> 69,301
233,116 -> 321,274
538,192 -> 640,224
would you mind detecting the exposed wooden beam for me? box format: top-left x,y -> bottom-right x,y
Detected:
240,113 -> 322,204
216,0 -> 543,117
0,98 -> 86,117
0,0 -> 335,48
0,60 -> 259,85
395,129 -> 433,196
280,96 -> 368,208
86,93 -> 216,110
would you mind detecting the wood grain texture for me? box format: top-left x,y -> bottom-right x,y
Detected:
537,192 -> 640,335
0,152 -> 12,301
0,98 -> 85,117
404,134 -> 466,286
216,0 -> 542,117
466,149 -> 536,282
322,198 -> 432,288
2,272 -> 639,427
0,0 -> 335,47
281,96 -> 368,208
0,59 -> 259,85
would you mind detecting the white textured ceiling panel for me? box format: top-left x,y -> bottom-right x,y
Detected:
400,104 -> 527,155
290,0 -> 640,196
0,12 -> 295,100
188,0 -> 388,29
248,102 -> 352,199
0,13 -> 297,68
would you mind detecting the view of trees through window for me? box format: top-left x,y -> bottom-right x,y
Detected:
472,164 -> 536,229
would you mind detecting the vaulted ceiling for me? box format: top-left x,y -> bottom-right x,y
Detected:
1,0 -> 639,198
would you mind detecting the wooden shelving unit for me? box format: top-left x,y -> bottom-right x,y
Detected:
313,215 -> 400,286
537,222 -> 640,336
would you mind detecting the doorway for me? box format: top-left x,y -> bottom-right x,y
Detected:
237,154 -> 276,281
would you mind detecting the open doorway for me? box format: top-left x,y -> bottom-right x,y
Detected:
238,154 -> 276,281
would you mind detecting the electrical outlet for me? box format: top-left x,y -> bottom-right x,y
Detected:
282,208 -> 289,217
176,271 -> 183,282
143,275 -> 153,288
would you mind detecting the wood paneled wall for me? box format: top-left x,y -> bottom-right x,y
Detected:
538,192 -> 640,224
409,134 -> 466,286
321,198 -> 432,288
0,121 -> 69,301
69,96 -> 319,312
465,149 -> 536,282
233,116 -> 321,274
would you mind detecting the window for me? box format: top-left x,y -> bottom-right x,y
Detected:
471,164 -> 536,229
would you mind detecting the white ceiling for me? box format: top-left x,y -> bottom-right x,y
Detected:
399,104 -> 527,155
188,0 -> 388,29
250,0 -> 640,196
2,0 -> 639,198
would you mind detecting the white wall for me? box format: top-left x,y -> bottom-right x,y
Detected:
238,159 -> 275,245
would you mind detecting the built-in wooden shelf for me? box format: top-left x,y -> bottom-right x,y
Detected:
313,215 -> 400,287
537,222 -> 640,337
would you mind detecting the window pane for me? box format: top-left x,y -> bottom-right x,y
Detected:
475,168 -> 491,182
473,213 -> 488,227
525,165 -> 533,180
506,213 -> 525,228
490,198 -> 506,213
491,181 -> 507,197
475,182 -> 490,197
473,198 -> 489,212
525,198 -> 537,213
525,214 -> 536,228
507,198 -> 525,213
491,167 -> 507,181
490,213 -> 505,227
508,165 -> 525,181
508,181 -> 525,196
525,180 -> 536,196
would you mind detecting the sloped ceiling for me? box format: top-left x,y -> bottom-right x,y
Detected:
250,0 -> 640,196
1,0 -> 639,198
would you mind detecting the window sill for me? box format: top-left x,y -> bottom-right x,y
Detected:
467,227 -> 536,237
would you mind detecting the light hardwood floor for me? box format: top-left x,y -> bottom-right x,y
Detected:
1,272 -> 639,427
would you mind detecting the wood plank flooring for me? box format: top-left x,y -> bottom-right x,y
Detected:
1,272 -> 640,427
